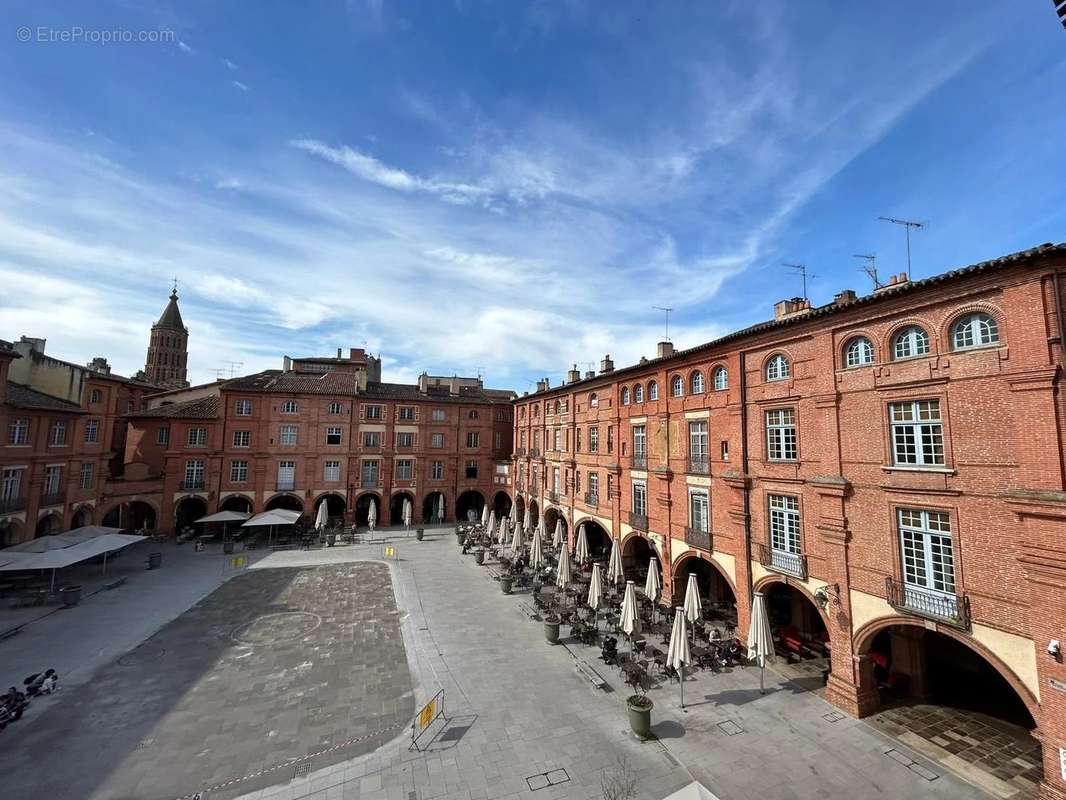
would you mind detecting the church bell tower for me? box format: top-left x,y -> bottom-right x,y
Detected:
144,283 -> 190,388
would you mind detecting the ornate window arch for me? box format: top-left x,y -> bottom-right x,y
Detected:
648,380 -> 658,401
634,384 -> 644,403
844,336 -> 874,368
712,366 -> 728,391
671,375 -> 684,397
951,312 -> 999,350
691,371 -> 705,394
621,386 -> 630,405
892,325 -> 930,360
765,354 -> 790,381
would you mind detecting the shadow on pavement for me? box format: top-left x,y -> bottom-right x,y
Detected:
651,719 -> 686,739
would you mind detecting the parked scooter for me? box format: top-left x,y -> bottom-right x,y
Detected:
0,687 -> 28,730
600,636 -> 619,666
23,669 -> 58,697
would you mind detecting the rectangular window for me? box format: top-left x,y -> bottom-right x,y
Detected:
328,402 -> 342,414
365,405 -> 383,419
398,407 -> 415,420
520,431 -> 527,449
230,460 -> 248,482
49,421 -> 67,446
494,431 -> 502,450
606,425 -> 613,454
157,426 -> 170,445
688,421 -> 708,472
396,459 -> 413,480
363,431 -> 381,448
689,490 -> 709,532
324,460 -> 341,481
277,460 -> 295,489
467,432 -> 479,448
607,474 -> 614,499
234,399 -> 252,416
187,427 -> 207,447
890,400 -> 944,466
325,426 -> 343,445
282,400 -> 298,414
466,460 -> 478,479
83,419 -> 100,444
184,459 -> 205,488
553,429 -> 561,451
589,426 -> 599,453
79,462 -> 94,490
899,508 -> 955,595
553,467 -> 561,493
721,440 -> 729,461
765,409 -> 797,461
574,429 -> 579,452
1,468 -> 23,500
361,460 -> 379,486
430,460 -> 444,480
588,472 -> 599,501
632,481 -> 647,516
432,409 -> 446,422
397,431 -> 415,448
8,418 -> 28,445
232,430 -> 250,448
431,433 -> 444,448
633,425 -> 646,456
280,425 -> 298,446
768,494 -> 801,554
574,469 -> 581,494
43,465 -> 61,496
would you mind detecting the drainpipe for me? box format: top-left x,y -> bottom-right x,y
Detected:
1052,270 -> 1066,486
739,351 -> 754,601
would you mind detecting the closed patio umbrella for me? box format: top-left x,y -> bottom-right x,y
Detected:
497,516 -> 508,545
314,500 -> 328,532
606,539 -> 624,586
747,591 -> 776,694
667,606 -> 692,709
487,509 -> 496,534
481,503 -> 489,527
403,498 -> 412,529
684,573 -> 703,640
509,518 -> 523,555
437,494 -> 445,523
620,580 -> 641,653
587,562 -> 604,615
574,523 -> 589,563
368,498 -> 377,531
522,505 -> 532,534
552,519 -> 564,548
510,500 -> 518,527
537,515 -> 547,543
644,557 -> 662,622
529,526 -> 544,571
556,542 -> 572,588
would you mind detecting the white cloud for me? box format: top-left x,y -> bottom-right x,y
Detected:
223,58 -> 239,71
231,80 -> 249,91
177,40 -> 194,54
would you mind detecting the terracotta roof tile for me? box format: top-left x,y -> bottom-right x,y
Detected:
128,395 -> 219,419
5,382 -> 84,413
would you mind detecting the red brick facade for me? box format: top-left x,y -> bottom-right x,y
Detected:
511,243 -> 1066,799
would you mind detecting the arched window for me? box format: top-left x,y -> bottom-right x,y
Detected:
282,400 -> 299,414
691,372 -> 704,394
590,393 -> 598,408
634,384 -> 643,403
621,387 -> 630,405
712,366 -> 728,391
892,326 -> 930,360
520,407 -> 526,419
648,381 -> 658,401
951,313 -> 999,350
671,375 -> 684,397
844,337 -> 874,368
765,354 -> 790,381
553,400 -> 560,414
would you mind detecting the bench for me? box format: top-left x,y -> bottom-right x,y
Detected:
518,602 -> 541,621
104,577 -> 127,591
0,624 -> 24,642
575,660 -> 608,690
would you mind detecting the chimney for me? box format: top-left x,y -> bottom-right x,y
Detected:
536,378 -> 550,392
566,364 -> 581,383
336,347 -> 342,359
584,370 -> 595,380
639,356 -> 649,365
874,272 -> 911,293
834,289 -> 857,306
657,340 -> 674,359
773,297 -> 812,321
88,356 -> 111,375
599,354 -> 615,374
282,355 -> 292,371
19,336 -> 46,354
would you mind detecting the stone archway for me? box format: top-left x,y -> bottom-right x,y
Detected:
542,506 -> 561,537
0,519 -> 24,547
175,496 -> 208,532
621,533 -> 655,584
35,512 -> 63,538
220,495 -> 253,514
354,492 -> 381,527
455,490 -> 485,524
576,518 -> 611,560
71,505 -> 94,528
265,494 -> 304,514
313,493 -> 346,522
528,500 -> 540,529
390,491 -> 415,526
674,553 -> 738,619
514,495 -> 526,524
101,500 -> 158,532
422,491 -> 447,524
492,490 -> 512,519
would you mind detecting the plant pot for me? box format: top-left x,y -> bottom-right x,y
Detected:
326,533 -> 337,547
499,576 -> 513,595
416,529 -> 424,541
475,550 -> 485,565
544,620 -> 560,645
59,585 -> 82,607
147,552 -> 162,570
626,695 -> 653,739
223,540 -> 235,555
457,533 -> 467,547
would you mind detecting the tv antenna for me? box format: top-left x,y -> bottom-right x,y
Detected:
852,254 -> 882,290
783,262 -> 816,300
878,216 -> 926,275
221,360 -> 243,378
652,306 -> 673,342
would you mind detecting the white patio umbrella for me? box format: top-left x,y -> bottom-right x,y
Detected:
487,509 -> 496,534
437,494 -> 445,523
587,563 -> 604,623
537,515 -> 547,544
684,573 -> 703,640
667,607 -> 692,709
368,498 -> 377,531
552,519 -> 564,548
509,518 -> 523,554
606,539 -> 624,586
620,580 -> 641,653
556,542 -> 572,588
509,500 -> 518,527
522,505 -> 532,534
529,526 -> 544,571
403,498 -> 412,529
497,516 -> 509,545
574,523 -> 589,563
314,500 -> 328,532
747,591 -> 776,694
480,503 -> 488,527
644,557 -> 662,623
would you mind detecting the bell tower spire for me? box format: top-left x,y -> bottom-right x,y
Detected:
144,284 -> 190,388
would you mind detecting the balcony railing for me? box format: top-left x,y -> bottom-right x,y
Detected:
628,512 -> 648,531
530,448 -> 541,458
685,527 -> 712,551
688,456 -> 709,475
0,496 -> 27,514
886,577 -> 971,631
583,492 -> 599,508
631,453 -> 647,469
515,447 -> 526,456
757,543 -> 808,580
361,478 -> 379,488
180,479 -> 206,491
39,491 -> 65,507
547,490 -> 559,502
274,479 -> 294,491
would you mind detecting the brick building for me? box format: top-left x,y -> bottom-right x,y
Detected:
122,349 -> 515,533
511,242 -> 1066,800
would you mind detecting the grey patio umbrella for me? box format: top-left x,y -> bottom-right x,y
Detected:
606,539 -> 624,586
487,509 -> 496,535
556,542 -> 572,588
667,607 -> 692,709
574,522 -> 589,563
684,573 -> 703,640
552,519 -> 564,548
509,517 -> 523,555
403,498 -> 412,529
537,514 -> 547,544
747,591 -> 776,694
368,498 -> 377,531
509,500 -> 518,527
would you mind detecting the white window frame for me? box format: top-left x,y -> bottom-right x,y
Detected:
432,408 -> 446,422
79,462 -> 94,489
589,426 -> 599,453
431,432 -> 444,448
766,408 -> 797,461
49,421 -> 67,447
279,424 -> 298,446
282,400 -> 299,414
468,431 -> 480,449
889,400 -> 944,466
184,459 -> 205,487
234,399 -> 253,416
634,384 -> 643,403
621,387 -> 630,405
430,460 -> 444,480
893,326 -> 930,360
232,430 -> 251,448
365,405 -> 382,419
688,420 -> 708,460
648,381 -> 658,401
325,426 -> 343,445
632,425 -> 646,457
187,427 -> 207,447
1,468 -> 23,500
845,337 -> 874,367
713,366 -> 728,391
83,419 -> 99,444
768,493 -> 801,557
951,313 -> 999,350
157,426 -> 170,445
671,375 -> 684,397
691,372 -> 704,394
396,459 -> 413,480
765,354 -> 790,381
324,460 -> 341,481
328,402 -> 343,415
363,431 -> 381,448
632,481 -> 647,517
689,489 -> 709,532
8,418 -> 28,445
230,460 -> 248,482
898,508 -> 957,614
397,431 -> 415,448
399,407 -> 415,420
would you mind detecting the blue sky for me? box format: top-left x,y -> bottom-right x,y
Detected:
0,1 -> 1063,392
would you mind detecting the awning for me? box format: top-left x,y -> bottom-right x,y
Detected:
0,533 -> 146,572
242,509 -> 301,527
194,511 -> 252,524
1,526 -> 124,553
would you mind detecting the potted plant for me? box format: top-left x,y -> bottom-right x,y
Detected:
59,584 -> 82,607
326,531 -> 337,547
475,548 -> 485,565
416,528 -> 424,541
499,574 -> 513,594
626,693 -> 653,739
457,530 -> 467,547
543,612 -> 561,645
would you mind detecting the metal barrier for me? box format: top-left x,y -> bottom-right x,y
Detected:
410,689 -> 446,750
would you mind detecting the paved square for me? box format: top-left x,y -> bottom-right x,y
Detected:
0,562 -> 414,800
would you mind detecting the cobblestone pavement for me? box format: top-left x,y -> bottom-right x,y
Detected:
0,561 -> 414,800
231,531 -> 999,800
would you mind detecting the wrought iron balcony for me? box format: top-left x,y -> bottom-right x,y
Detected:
0,496 -> 27,514
685,527 -> 712,551
631,453 -> 647,469
688,457 -> 709,475
180,479 -> 206,491
886,577 -> 971,631
628,512 -> 648,531
757,543 -> 808,580
583,492 -> 599,508
39,491 -> 65,507
274,479 -> 294,491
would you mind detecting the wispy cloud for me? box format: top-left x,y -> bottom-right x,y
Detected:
231,80 -> 249,91
223,58 -> 239,71
177,40 -> 194,54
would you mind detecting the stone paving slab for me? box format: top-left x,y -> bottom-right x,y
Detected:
0,562 -> 414,800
